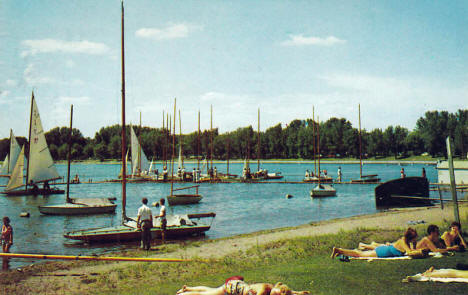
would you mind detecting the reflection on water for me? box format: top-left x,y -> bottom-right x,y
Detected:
0,162 -> 439,270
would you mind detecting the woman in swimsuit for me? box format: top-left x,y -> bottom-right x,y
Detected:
441,221 -> 467,251
331,228 -> 420,258
176,277 -> 309,295
406,266 -> 468,281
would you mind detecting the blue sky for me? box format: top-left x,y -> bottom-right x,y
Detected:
0,0 -> 467,139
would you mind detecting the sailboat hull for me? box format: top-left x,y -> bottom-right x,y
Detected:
310,184 -> 337,197
167,194 -> 202,206
39,203 -> 117,215
351,175 -> 381,183
3,188 -> 64,196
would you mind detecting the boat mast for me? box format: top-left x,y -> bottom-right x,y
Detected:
358,103 -> 362,178
257,108 -> 260,173
171,99 -> 176,195
120,0 -> 127,223
179,109 -> 182,169
210,105 -> 213,174
7,129 -> 12,173
25,91 -> 34,190
166,113 -> 169,167
66,105 -> 73,204
162,110 -> 165,166
226,138 -> 230,176
313,106 -> 316,176
197,110 -> 200,170
317,116 -> 320,186
138,111 -> 142,174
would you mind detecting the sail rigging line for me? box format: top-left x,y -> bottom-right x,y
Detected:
121,0 -> 127,223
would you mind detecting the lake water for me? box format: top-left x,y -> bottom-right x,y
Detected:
0,162 -> 446,269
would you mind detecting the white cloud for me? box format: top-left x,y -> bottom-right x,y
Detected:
281,35 -> 346,46
24,64 -> 55,85
21,39 -> 110,57
5,79 -> 17,87
135,23 -> 202,40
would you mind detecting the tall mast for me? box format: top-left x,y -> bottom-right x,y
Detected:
120,0 -> 127,223
226,138 -> 230,176
358,103 -> 362,178
25,91 -> 34,190
179,109 -> 182,168
197,110 -> 200,170
138,111 -> 142,173
317,116 -> 320,186
162,110 -> 165,165
313,106 -> 316,176
257,108 -> 260,172
66,105 -> 73,203
166,113 -> 169,167
171,99 -> 176,195
210,105 -> 213,173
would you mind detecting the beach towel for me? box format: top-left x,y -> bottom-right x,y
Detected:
403,273 -> 468,283
350,252 -> 443,262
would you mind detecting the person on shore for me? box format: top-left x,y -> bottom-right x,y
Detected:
400,168 -> 406,178
136,198 -> 152,250
156,198 -> 167,244
441,221 -> 467,251
331,228 -> 419,258
2,217 -> 13,253
176,278 -> 310,295
421,167 -> 426,178
416,224 -> 459,253
406,266 -> 468,281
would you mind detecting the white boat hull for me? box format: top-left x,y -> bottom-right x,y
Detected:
310,184 -> 336,197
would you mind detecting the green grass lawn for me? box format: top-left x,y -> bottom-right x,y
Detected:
87,228 -> 468,295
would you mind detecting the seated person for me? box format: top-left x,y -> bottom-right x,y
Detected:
416,224 -> 458,253
331,228 -> 421,258
441,221 -> 467,251
177,277 -> 309,295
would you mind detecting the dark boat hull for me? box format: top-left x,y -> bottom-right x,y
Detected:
2,188 -> 65,196
375,177 -> 430,208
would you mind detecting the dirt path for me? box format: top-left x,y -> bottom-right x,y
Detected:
17,204 -> 466,293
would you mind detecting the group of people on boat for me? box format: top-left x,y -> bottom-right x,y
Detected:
331,221 -> 467,259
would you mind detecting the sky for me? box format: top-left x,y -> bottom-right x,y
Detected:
0,0 -> 467,139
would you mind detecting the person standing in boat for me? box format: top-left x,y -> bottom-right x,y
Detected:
337,167 -> 342,182
305,169 -> 310,180
136,198 -> 152,250
156,198 -> 167,244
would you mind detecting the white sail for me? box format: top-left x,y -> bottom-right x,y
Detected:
0,154 -> 9,175
28,96 -> 60,183
178,145 -> 183,169
130,126 -> 150,175
243,157 -> 250,170
0,130 -> 21,175
5,146 -> 25,191
118,150 -> 129,178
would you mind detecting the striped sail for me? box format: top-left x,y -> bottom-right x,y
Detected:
130,126 -> 150,175
28,97 -> 60,183
5,146 -> 25,191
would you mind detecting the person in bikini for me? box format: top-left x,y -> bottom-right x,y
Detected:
406,266 -> 468,281
176,276 -> 309,295
331,228 -> 421,258
441,221 -> 467,251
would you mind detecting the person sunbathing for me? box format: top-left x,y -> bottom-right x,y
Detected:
406,266 -> 468,280
331,227 -> 420,258
416,224 -> 458,253
441,221 -> 467,251
176,277 -> 309,295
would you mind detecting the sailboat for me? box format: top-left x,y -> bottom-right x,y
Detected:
2,93 -> 64,196
0,129 -> 22,177
310,116 -> 336,197
167,102 -> 202,205
351,104 -> 381,184
128,125 -> 151,181
252,108 -> 282,180
39,105 -> 117,215
65,1 -> 213,242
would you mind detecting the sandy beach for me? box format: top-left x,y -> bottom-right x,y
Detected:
9,204 -> 466,294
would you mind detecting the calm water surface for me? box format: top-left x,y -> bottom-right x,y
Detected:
0,162 -> 442,269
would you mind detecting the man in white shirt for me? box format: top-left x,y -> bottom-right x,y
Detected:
156,198 -> 167,244
136,198 -> 152,250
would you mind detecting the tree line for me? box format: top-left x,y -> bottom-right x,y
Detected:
0,110 -> 466,162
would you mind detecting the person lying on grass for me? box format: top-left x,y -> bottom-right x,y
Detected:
416,224 -> 459,253
441,221 -> 467,251
331,227 -> 423,258
406,266 -> 468,281
176,276 -> 310,295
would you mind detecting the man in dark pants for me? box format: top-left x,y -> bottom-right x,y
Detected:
136,198 -> 152,250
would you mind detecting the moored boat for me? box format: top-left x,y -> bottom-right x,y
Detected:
310,184 -> 337,197
375,176 -> 430,207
